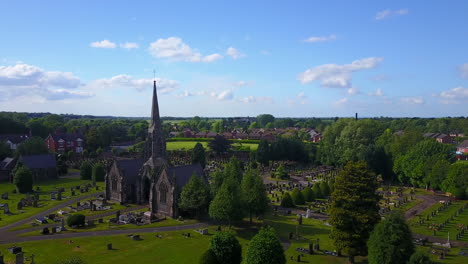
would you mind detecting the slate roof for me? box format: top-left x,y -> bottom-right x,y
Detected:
116,159 -> 145,185
20,154 -> 56,169
0,134 -> 29,144
0,157 -> 15,170
49,133 -> 84,142
458,140 -> 468,149
168,163 -> 205,189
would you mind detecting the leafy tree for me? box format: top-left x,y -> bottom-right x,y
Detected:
408,251 -> 436,264
208,135 -> 232,154
367,211 -> 414,264
209,176 -> 244,225
312,183 -> 322,199
425,159 -> 450,190
256,114 -> 275,127
199,249 -> 219,264
0,142 -> 12,160
80,161 -> 92,180
319,181 -> 330,197
280,192 -> 294,208
209,232 -> 242,264
210,170 -> 225,197
92,163 -> 106,182
328,179 -> 335,194
302,187 -> 314,202
290,188 -> 305,205
275,164 -> 288,180
67,150 -> 75,160
179,173 -> 211,218
14,166 -> 33,193
16,137 -> 49,156
441,162 -> 468,199
241,169 -> 269,223
329,161 -> 381,263
212,120 -> 224,133
191,142 -> 206,168
67,214 -> 86,227
245,227 -> 286,264
224,157 -> 243,182
249,121 -> 260,130
256,140 -> 270,165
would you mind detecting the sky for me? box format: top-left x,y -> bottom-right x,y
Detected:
0,0 -> 467,118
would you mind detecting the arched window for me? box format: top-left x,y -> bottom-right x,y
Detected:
159,182 -> 168,204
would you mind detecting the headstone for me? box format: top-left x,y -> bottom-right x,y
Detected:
57,192 -> 62,201
3,203 -> 10,214
309,243 -> 314,254
33,199 -> 38,208
296,255 -> 301,262
30,254 -> 35,264
1,193 -> 8,200
15,252 -> 24,264
71,191 -> 75,196
50,192 -> 56,200
107,243 -> 112,250
305,209 -> 312,218
17,201 -> 23,210
0,254 -> 4,264
51,227 -> 56,234
42,228 -> 50,235
98,218 -> 104,224
116,210 -> 121,219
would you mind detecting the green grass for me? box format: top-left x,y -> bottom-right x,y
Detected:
166,141 -> 258,151
0,177 -> 104,227
409,200 -> 468,242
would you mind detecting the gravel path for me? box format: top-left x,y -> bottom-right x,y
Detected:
404,194 -> 448,220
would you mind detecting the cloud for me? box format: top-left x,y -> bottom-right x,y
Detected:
459,63 -> 468,79
90,40 -> 116,48
226,47 -> 245,59
210,89 -> 234,101
287,92 -> 308,105
370,74 -> 388,81
333,97 -> 348,106
400,97 -> 424,104
347,87 -> 360,95
89,74 -> 179,94
304,34 -> 337,43
260,50 -> 271,56
434,86 -> 468,104
375,9 -> 409,20
148,37 -> 223,62
120,42 -> 139,49
298,57 -> 383,88
368,88 -> 383,96
238,96 -> 273,104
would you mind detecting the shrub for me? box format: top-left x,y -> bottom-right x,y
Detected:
14,166 -> 33,193
199,249 -> 219,264
302,187 -> 314,202
67,214 -> 86,227
92,163 -> 106,182
280,193 -> 294,208
291,189 -> 305,205
80,161 -> 92,180
245,227 -> 286,264
209,232 -> 242,264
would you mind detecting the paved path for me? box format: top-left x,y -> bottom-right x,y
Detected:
404,194 -> 448,220
0,192 -> 103,232
0,222 -> 209,244
413,233 -> 468,248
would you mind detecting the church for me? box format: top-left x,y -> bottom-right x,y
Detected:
105,80 -> 204,218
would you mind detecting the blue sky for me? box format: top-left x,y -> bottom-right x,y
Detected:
1,0 -> 467,117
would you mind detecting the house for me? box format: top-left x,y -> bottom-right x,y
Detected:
307,129 -> 322,143
457,140 -> 468,154
0,134 -> 29,150
182,129 -> 193,138
194,131 -> 207,138
0,157 -> 16,182
450,131 -> 465,138
423,133 -> 452,144
206,132 -> 218,138
221,132 -> 233,139
19,154 -> 58,181
45,133 -> 84,153
234,132 -> 248,140
248,132 -> 262,140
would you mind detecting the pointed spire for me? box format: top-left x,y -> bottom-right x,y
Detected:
151,80 -> 160,125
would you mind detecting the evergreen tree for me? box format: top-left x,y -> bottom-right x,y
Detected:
290,188 -> 305,205
224,157 -> 243,182
179,173 -> 211,218
408,251 -> 436,264
92,163 -> 106,182
280,192 -> 294,208
275,164 -> 288,180
208,135 -> 232,154
245,227 -> 286,264
14,166 -> 33,193
319,181 -> 330,197
312,183 -> 322,199
209,176 -> 244,225
368,211 -> 414,264
191,142 -> 206,168
241,168 -> 269,223
329,161 -> 381,263
80,161 -> 92,180
302,187 -> 314,202
256,140 -> 270,165
209,232 -> 242,264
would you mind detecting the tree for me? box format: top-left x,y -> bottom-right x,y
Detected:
408,251 -> 436,264
275,164 -> 288,180
241,169 -> 269,223
319,181 -> 330,197
209,176 -> 244,225
16,137 -> 49,156
245,227 -> 286,264
290,189 -> 305,205
441,162 -> 468,199
199,249 -> 219,264
14,166 -> 33,193
0,141 -> 11,160
425,159 -> 450,190
224,157 -> 243,182
179,173 -> 211,218
209,232 -> 242,264
367,211 -> 414,264
329,161 -> 381,263
212,120 -> 224,133
80,161 -> 92,180
302,187 -> 314,202
312,184 -> 322,199
256,140 -> 270,165
256,114 -> 275,127
92,163 -> 106,182
191,143 -> 206,168
280,192 -> 294,208
208,135 -> 232,154
67,214 -> 86,227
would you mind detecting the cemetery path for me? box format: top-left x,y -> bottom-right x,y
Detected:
413,233 -> 468,248
0,192 -> 103,232
0,222 -> 209,244
8,205 -> 148,235
405,194 -> 448,220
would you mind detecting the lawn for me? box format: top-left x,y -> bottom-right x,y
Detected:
0,177 -> 104,227
166,141 -> 258,151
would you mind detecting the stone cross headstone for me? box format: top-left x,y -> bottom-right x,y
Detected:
15,252 -> 24,264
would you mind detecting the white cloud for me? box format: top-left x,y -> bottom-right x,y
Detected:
400,97 -> 424,104
435,86 -> 468,104
368,88 -> 383,96
238,96 -> 273,104
333,97 -> 348,106
375,9 -> 409,20
287,92 -> 308,105
148,37 -> 222,63
120,42 -> 139,49
347,87 -> 360,95
90,40 -> 116,48
459,63 -> 468,79
89,74 -> 179,94
226,47 -> 245,59
304,34 -> 337,43
298,57 -> 383,88
210,89 -> 234,101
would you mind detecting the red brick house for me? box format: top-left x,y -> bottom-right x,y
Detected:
457,140 -> 468,154
45,133 -> 84,153
423,133 -> 452,144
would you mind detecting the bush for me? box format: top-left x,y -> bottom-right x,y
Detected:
312,183 -> 322,199
291,189 -> 305,205
67,214 -> 86,227
280,193 -> 294,208
199,249 -> 219,264
92,163 -> 106,182
275,165 -> 289,180
14,166 -> 33,193
209,232 -> 242,264
80,161 -> 92,180
302,187 -> 314,202
319,181 -> 330,197
245,227 -> 286,264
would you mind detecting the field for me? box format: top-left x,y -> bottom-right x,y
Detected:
166,141 -> 258,151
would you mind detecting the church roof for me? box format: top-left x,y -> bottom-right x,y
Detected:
20,154 -> 56,169
116,159 -> 145,185
168,163 -> 205,189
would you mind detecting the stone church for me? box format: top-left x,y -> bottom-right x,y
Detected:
105,80 -> 204,218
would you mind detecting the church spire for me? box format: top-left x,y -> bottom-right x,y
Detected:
146,79 -> 166,160
151,80 -> 160,125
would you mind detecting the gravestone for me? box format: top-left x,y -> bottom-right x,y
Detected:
3,203 -> 10,215
42,228 -> 50,235
1,193 -> 8,200
98,218 -> 104,223
17,201 -> 23,210
57,192 -> 62,201
15,252 -> 24,264
107,243 -> 112,250
51,227 -> 56,234
30,254 -> 35,264
116,210 -> 121,219
33,199 -> 38,208
306,209 -> 312,218
76,202 -> 81,207
50,192 -> 56,200
0,254 -> 4,264
96,186 -> 99,190
71,191 -> 75,196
